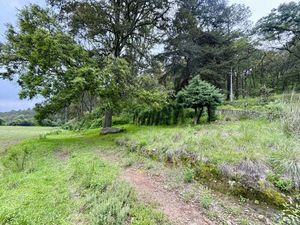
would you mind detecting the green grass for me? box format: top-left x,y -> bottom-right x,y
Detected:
0,126 -> 56,153
116,120 -> 295,164
0,119 -> 298,223
0,129 -> 170,225
220,93 -> 300,113
112,120 -> 299,206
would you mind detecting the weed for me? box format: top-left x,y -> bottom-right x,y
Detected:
181,190 -> 195,203
199,187 -> 213,209
239,218 -> 250,225
183,167 -> 195,183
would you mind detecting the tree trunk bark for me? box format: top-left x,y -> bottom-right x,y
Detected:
194,108 -> 198,125
103,110 -> 113,128
196,107 -> 204,124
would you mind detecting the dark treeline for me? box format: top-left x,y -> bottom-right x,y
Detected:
1,0 -> 300,128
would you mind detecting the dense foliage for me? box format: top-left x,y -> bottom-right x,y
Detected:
0,0 -> 299,128
0,109 -> 35,126
177,77 -> 224,123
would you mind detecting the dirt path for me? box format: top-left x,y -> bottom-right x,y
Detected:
96,150 -> 214,225
121,168 -> 214,225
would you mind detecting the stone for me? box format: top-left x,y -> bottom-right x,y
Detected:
100,127 -> 124,135
258,215 -> 264,221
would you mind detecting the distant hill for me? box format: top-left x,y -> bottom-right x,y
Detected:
0,109 -> 36,126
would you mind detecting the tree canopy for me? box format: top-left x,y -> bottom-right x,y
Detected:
1,0 -> 300,128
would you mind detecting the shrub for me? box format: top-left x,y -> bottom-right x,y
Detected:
88,182 -> 134,225
259,85 -> 273,103
177,76 -> 224,124
265,100 -> 284,120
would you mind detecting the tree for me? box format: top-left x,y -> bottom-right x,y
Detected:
0,118 -> 5,126
97,56 -> 134,128
177,76 -> 223,124
48,0 -> 172,127
256,1 -> 300,59
255,2 -> 300,92
0,5 -> 100,124
162,0 -> 251,93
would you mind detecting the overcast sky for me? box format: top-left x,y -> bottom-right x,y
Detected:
0,0 -> 293,112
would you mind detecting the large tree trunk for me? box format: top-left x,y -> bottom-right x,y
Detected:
103,109 -> 113,128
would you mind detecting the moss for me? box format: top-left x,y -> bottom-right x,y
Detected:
259,182 -> 287,207
194,163 -> 221,181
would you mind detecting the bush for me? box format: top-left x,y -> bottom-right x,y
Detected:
177,76 -> 224,124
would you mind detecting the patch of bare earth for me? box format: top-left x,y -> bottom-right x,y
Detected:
122,168 -> 214,225
55,149 -> 70,161
97,150 -> 214,225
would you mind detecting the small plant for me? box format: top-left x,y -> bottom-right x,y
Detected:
181,190 -> 195,203
5,146 -> 32,172
239,195 -> 248,204
239,218 -> 250,225
267,174 -> 294,192
199,188 -> 213,209
279,203 -> 300,225
183,167 -> 195,183
39,134 -> 47,140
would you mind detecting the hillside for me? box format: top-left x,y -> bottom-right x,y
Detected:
0,109 -> 35,126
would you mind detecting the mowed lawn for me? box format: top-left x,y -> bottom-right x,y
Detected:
0,126 -> 56,153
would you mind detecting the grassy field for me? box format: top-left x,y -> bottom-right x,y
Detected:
0,127 -> 169,225
0,120 -> 299,224
0,126 -> 56,153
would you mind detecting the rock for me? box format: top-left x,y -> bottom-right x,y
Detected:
258,215 -> 264,221
100,127 -> 124,135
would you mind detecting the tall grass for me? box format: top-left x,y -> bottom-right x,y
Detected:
281,93 -> 300,138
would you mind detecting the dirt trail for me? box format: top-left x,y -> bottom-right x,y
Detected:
96,150 -> 214,225
121,168 -> 214,225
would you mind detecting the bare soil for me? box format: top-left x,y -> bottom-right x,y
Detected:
121,167 -> 215,225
